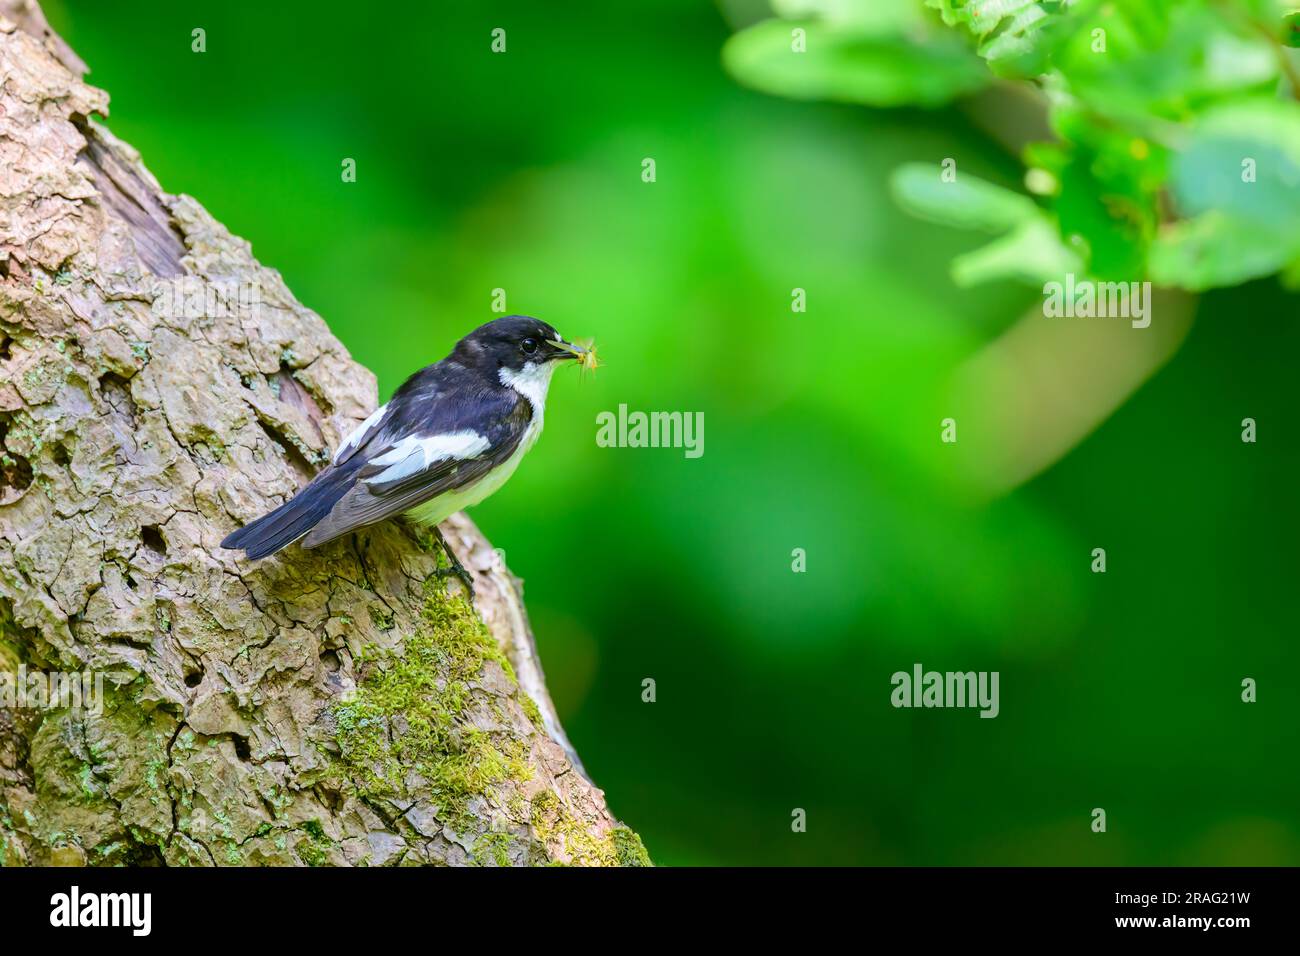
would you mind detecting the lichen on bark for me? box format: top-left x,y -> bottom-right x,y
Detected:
0,0 -> 644,866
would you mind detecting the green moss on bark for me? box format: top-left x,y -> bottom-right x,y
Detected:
611,826 -> 652,866
328,579 -> 650,865
529,790 -> 653,867
331,581 -> 531,831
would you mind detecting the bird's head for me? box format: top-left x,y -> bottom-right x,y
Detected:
452,315 -> 592,376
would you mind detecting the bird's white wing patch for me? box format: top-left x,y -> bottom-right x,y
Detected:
365,430 -> 490,486
333,403 -> 389,464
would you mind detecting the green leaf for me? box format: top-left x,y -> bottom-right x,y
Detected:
1282,10 -> 1300,48
952,218 -> 1083,287
978,4 -> 1051,62
1150,212 -> 1296,290
925,0 -> 1084,72
889,163 -> 1038,232
1048,5 -> 1278,124
889,163 -> 1081,286
773,0 -> 923,31
1152,98 -> 1300,289
723,17 -> 988,108
1039,108 -> 1166,280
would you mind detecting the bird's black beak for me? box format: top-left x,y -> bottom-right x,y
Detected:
546,338 -> 588,362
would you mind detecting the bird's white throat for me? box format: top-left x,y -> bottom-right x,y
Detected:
499,361 -> 556,417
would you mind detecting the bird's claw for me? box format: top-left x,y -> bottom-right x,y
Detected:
432,526 -> 476,602
441,561 -> 475,602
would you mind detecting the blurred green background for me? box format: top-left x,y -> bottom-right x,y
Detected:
49,0 -> 1299,865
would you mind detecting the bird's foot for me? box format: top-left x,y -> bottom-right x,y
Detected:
432,525 -> 475,602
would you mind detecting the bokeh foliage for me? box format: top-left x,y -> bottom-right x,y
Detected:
728,0 -> 1300,289
46,0 -> 1300,865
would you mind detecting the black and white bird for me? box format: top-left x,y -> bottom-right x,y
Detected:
221,316 -> 591,584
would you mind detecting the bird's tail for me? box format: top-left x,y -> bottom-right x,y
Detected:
221,470 -> 355,560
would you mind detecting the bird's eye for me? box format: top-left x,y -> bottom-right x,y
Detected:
521,337 -> 539,354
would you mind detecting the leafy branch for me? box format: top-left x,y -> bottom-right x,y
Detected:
725,0 -> 1300,291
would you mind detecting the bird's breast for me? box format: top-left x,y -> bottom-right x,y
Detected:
405,406 -> 543,528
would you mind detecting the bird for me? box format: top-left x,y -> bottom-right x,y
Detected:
220,315 -> 592,591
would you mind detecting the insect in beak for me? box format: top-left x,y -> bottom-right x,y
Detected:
550,338 -> 601,375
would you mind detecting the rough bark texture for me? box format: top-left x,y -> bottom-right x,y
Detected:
0,1 -> 647,867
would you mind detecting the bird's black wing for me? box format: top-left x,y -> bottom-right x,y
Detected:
299,373 -> 532,549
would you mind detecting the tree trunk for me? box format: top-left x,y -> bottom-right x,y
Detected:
0,0 -> 647,867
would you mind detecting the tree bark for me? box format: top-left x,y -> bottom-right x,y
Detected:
0,0 -> 647,867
